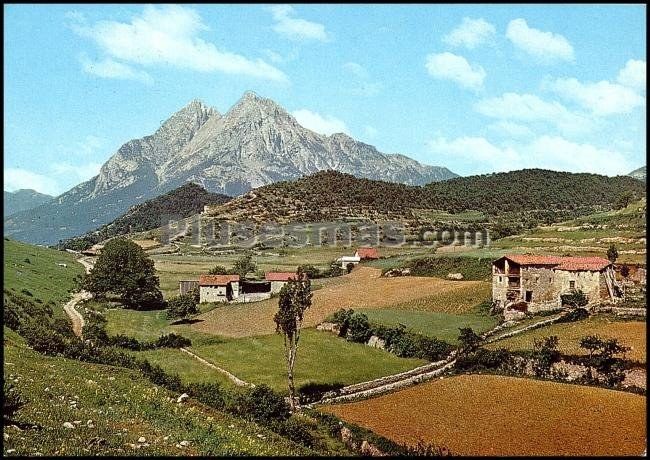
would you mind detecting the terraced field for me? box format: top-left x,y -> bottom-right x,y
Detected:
485,315 -> 647,363
322,374 -> 647,456
190,267 -> 489,337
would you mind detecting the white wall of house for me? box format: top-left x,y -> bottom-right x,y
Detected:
200,285 -> 228,303
270,280 -> 287,294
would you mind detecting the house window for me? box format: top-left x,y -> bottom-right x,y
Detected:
569,280 -> 575,290
525,290 -> 533,302
499,276 -> 502,283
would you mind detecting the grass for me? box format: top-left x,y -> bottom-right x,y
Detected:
3,239 -> 85,317
322,374 -> 647,456
3,330 -> 312,456
190,268 -> 490,337
96,303 -> 426,392
358,308 -> 497,343
190,329 -> 426,392
485,315 -> 647,363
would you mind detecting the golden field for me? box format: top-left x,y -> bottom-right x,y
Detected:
322,374 -> 647,456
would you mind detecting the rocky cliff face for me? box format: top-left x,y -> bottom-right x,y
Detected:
4,92 -> 456,244
628,166 -> 646,182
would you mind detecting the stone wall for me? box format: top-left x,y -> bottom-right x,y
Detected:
199,285 -> 227,303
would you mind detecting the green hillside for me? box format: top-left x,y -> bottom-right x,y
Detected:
4,238 -> 84,316
59,183 -> 231,251
3,328 -> 311,456
205,169 -> 645,225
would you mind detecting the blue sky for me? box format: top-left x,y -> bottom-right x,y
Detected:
4,4 -> 647,196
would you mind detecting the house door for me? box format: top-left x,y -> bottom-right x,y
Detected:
525,290 -> 533,302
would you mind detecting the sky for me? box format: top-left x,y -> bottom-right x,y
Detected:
3,4 -> 647,196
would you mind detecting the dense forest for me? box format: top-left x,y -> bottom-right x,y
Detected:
211,169 -> 645,220
58,183 -> 230,250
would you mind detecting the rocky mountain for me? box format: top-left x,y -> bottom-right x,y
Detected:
4,92 -> 456,245
3,189 -> 53,217
628,166 -> 646,182
59,182 -> 231,251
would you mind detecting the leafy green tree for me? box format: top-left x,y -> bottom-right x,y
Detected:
82,238 -> 163,310
457,327 -> 481,354
607,244 -> 618,263
208,265 -> 228,275
560,290 -> 588,308
232,254 -> 257,278
615,190 -> 635,209
620,264 -> 630,279
579,335 -> 630,386
531,336 -> 560,378
167,293 -> 199,321
346,312 -> 372,343
273,267 -> 312,411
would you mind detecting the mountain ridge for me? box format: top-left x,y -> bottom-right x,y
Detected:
3,189 -> 53,218
4,93 -> 456,245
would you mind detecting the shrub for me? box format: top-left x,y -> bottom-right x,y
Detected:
208,265 -> 228,275
3,382 -> 26,421
108,334 -> 145,351
297,382 -> 345,404
166,293 -> 199,320
185,382 -> 225,409
269,416 -> 318,448
299,264 -> 321,279
346,312 -> 373,343
416,336 -> 454,362
531,336 -> 560,378
330,308 -> 354,337
457,327 -> 481,354
154,333 -> 191,349
19,320 -> 69,355
232,385 -> 290,423
138,360 -> 183,392
560,290 -> 588,308
455,348 -> 512,372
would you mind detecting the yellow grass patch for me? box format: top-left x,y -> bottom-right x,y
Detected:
132,239 -> 161,249
486,316 -> 646,363
190,267 -> 488,337
322,374 -> 646,456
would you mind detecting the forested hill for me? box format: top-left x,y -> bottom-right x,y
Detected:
204,169 -> 646,223
59,183 -> 231,250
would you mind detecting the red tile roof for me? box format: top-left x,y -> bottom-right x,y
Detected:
355,247 -> 379,259
265,272 -> 306,281
199,274 -> 240,286
499,254 -> 611,271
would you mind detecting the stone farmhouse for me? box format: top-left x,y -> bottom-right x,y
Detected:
492,254 -> 619,315
190,271 -> 307,303
199,274 -> 240,303
335,247 -> 379,269
265,272 -> 303,294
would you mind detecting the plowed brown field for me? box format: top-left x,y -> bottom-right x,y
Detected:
190,267 -> 489,337
322,374 -> 647,456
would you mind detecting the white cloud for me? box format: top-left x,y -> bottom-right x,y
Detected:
506,18 -> 574,63
443,17 -> 496,49
80,54 -> 153,84
75,135 -> 105,156
269,5 -> 328,42
617,59 -> 646,92
425,52 -> 486,91
474,92 -> 591,136
4,168 -> 61,196
427,134 -> 633,176
548,77 -> 645,116
72,5 -> 287,82
291,109 -> 349,136
487,121 -> 534,138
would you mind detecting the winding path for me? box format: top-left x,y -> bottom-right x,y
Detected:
64,256 -> 95,338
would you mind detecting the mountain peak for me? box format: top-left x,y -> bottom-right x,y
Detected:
225,91 -> 290,121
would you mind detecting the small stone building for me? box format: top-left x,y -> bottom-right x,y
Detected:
199,274 -> 240,303
492,254 -> 618,314
265,272 -> 306,294
179,280 -> 199,296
